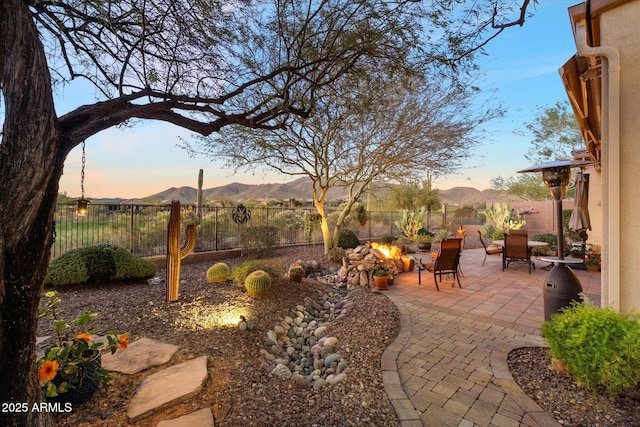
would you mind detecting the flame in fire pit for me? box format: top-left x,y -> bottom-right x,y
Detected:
371,242 -> 402,259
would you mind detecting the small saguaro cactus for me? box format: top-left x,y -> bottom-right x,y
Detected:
166,200 -> 196,302
287,264 -> 306,283
207,262 -> 230,283
244,270 -> 272,298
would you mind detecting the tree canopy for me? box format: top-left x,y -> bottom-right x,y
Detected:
518,100 -> 584,164
492,100 -> 583,200
187,72 -> 496,251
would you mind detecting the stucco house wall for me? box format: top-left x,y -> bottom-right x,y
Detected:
568,0 -> 639,313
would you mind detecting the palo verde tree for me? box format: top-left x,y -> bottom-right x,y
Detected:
190,71 -> 499,253
1,1 -> 536,425
493,100 -> 582,200
519,100 -> 584,163
390,174 -> 441,222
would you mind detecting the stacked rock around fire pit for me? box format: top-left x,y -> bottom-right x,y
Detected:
336,242 -> 405,288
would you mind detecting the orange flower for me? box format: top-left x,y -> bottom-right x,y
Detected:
76,333 -> 93,342
38,360 -> 59,383
116,334 -> 129,350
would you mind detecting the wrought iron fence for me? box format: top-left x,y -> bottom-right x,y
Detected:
52,203 -> 446,259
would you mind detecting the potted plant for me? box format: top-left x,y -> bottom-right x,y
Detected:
37,291 -> 129,406
584,248 -> 602,272
414,234 -> 433,251
371,264 -> 390,290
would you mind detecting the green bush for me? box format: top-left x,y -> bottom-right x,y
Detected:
337,228 -> 360,249
417,228 -> 434,237
46,244 -> 157,286
240,225 -> 279,256
541,302 -> 640,394
493,229 -> 505,240
231,258 -> 285,285
531,233 -> 557,256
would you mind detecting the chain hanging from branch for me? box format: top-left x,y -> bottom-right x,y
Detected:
76,141 -> 90,216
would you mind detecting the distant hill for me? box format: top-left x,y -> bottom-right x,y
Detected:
136,177 -> 512,206
438,187 -> 514,207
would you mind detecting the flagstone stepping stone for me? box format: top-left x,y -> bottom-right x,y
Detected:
127,356 -> 208,423
102,337 -> 179,374
156,408 -> 214,427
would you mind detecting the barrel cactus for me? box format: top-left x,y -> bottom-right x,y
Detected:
288,264 -> 306,283
206,262 -> 230,283
244,270 -> 272,298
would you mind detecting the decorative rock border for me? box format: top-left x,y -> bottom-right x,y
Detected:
261,275 -> 354,388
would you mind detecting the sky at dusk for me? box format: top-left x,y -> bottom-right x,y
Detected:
56,1 -> 580,199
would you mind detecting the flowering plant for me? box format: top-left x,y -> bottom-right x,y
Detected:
37,291 -> 128,398
584,248 -> 602,266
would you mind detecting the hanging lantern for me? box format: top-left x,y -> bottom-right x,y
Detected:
77,198 -> 89,216
76,140 -> 89,217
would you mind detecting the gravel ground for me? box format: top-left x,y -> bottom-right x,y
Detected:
38,245 -> 401,426
37,242 -> 640,426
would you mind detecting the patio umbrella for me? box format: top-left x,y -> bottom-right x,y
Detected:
568,172 -> 591,233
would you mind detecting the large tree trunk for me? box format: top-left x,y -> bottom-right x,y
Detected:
0,2 -> 69,426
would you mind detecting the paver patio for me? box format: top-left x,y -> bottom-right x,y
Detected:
383,247 -> 600,427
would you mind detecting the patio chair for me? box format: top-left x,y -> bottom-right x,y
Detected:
417,238 -> 462,290
502,232 -> 534,274
478,230 -> 502,265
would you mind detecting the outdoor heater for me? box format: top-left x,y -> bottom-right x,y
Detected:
517,160 -> 594,320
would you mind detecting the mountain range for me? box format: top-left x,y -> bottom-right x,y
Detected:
114,177 -> 512,206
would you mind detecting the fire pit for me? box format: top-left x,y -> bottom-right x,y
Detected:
337,242 -> 405,287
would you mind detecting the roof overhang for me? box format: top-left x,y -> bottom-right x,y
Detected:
559,54 -> 602,162
557,1 -> 631,165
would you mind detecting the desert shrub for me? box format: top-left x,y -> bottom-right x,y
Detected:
240,225 -> 279,255
328,247 -> 346,264
531,233 -> 557,246
269,210 -> 304,243
46,244 -> 157,286
541,302 -> 640,394
453,205 -> 482,225
433,229 -> 450,243
481,223 -> 498,239
417,228 -> 434,237
531,233 -> 557,255
45,250 -> 89,286
337,228 -> 360,249
381,235 -> 395,245
231,258 -> 285,285
110,245 -> 158,279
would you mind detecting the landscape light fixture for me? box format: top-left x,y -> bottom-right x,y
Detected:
76,140 -> 89,217
517,159 -> 596,320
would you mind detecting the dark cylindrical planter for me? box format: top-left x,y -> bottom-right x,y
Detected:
46,353 -> 101,406
543,265 -> 583,321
